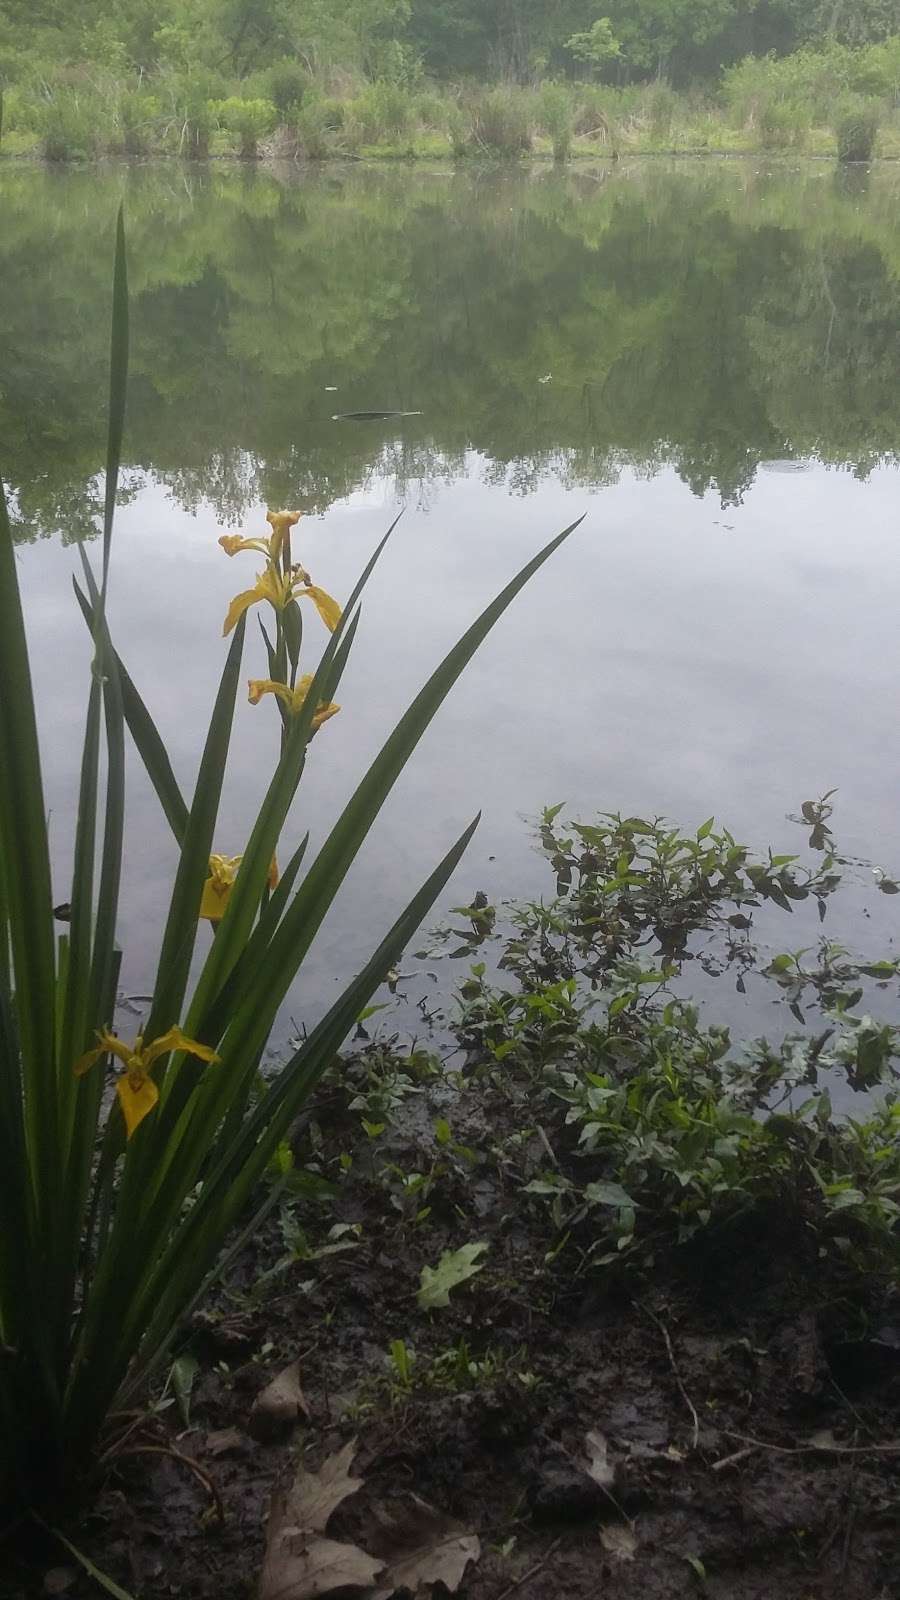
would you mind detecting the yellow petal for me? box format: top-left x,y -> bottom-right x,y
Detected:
266,509 -> 300,562
219,535 -> 243,556
312,700 -> 341,730
117,1071 -> 159,1139
247,678 -> 294,710
144,1026 -> 220,1067
299,584 -> 342,633
200,875 -> 232,921
73,1044 -> 105,1078
223,582 -> 266,637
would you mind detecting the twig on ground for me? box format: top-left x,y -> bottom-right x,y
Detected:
494,1535 -> 563,1600
535,1124 -> 562,1171
115,1444 -> 224,1521
711,1444 -> 758,1472
721,1428 -> 900,1456
640,1303 -> 700,1451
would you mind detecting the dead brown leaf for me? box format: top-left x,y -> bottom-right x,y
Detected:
260,1534 -> 383,1600
259,1440 -> 379,1600
283,1439 -> 363,1532
205,1427 -> 245,1457
600,1523 -> 637,1562
583,1430 -> 615,1489
249,1360 -> 310,1443
364,1494 -> 481,1597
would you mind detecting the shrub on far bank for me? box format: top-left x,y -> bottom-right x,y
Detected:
294,97 -> 347,159
262,58 -> 309,119
216,95 -> 277,158
35,86 -> 107,161
758,96 -> 808,149
470,86 -> 532,158
835,96 -> 880,160
351,78 -> 411,143
537,80 -> 575,162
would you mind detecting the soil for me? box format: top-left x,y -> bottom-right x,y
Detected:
4,1066 -> 900,1600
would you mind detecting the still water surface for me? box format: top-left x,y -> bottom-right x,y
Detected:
5,159 -> 900,1042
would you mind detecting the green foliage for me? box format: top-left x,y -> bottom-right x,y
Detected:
34,86 -> 108,161
835,96 -> 881,160
758,96 -> 807,148
470,86 -> 532,157
537,80 -> 575,161
3,160 -> 900,541
262,58 -> 309,118
0,217 -> 577,1508
564,17 -> 621,74
216,95 -> 277,157
294,96 -> 347,158
350,77 -> 412,142
438,806 -> 900,1283
418,1241 -> 488,1308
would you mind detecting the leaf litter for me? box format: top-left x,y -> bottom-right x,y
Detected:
259,1442 -> 480,1600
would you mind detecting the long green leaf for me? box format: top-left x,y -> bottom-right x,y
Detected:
74,578 -> 188,843
0,478 -> 58,1213
101,206 -> 128,588
70,813 -> 479,1443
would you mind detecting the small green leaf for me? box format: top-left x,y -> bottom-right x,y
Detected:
585,1181 -> 634,1209
171,1353 -> 199,1427
418,1242 -> 488,1310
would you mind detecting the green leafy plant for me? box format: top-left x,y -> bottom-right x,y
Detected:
470,88 -> 532,158
216,95 -> 277,158
418,1242 -> 489,1309
835,97 -> 880,160
435,806 -> 900,1281
0,215 -> 578,1510
537,81 -> 575,162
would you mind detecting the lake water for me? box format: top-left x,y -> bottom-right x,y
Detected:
5,158 -> 900,1047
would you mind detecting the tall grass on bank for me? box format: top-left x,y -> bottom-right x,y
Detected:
2,39 -> 900,163
0,212 -> 578,1509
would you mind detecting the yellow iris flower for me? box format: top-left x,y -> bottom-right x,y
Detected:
247,674 -> 341,729
219,509 -> 300,566
74,1026 -> 219,1139
222,565 -> 341,638
200,852 -> 280,923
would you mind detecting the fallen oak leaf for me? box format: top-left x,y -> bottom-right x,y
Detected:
282,1439 -> 363,1532
260,1534 -> 383,1600
583,1430 -> 615,1489
249,1360 -> 310,1443
600,1523 -> 637,1562
259,1441 -> 378,1600
363,1495 -> 480,1598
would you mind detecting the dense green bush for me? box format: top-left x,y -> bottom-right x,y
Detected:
537,80 -> 575,162
216,95 -> 277,157
262,58 -> 308,119
758,96 -> 807,148
35,87 -> 105,161
645,82 -> 678,140
294,97 -> 346,159
835,96 -> 880,159
470,86 -> 532,157
350,78 -> 411,143
114,85 -> 159,155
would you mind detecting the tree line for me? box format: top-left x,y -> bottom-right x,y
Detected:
2,0 -> 899,87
